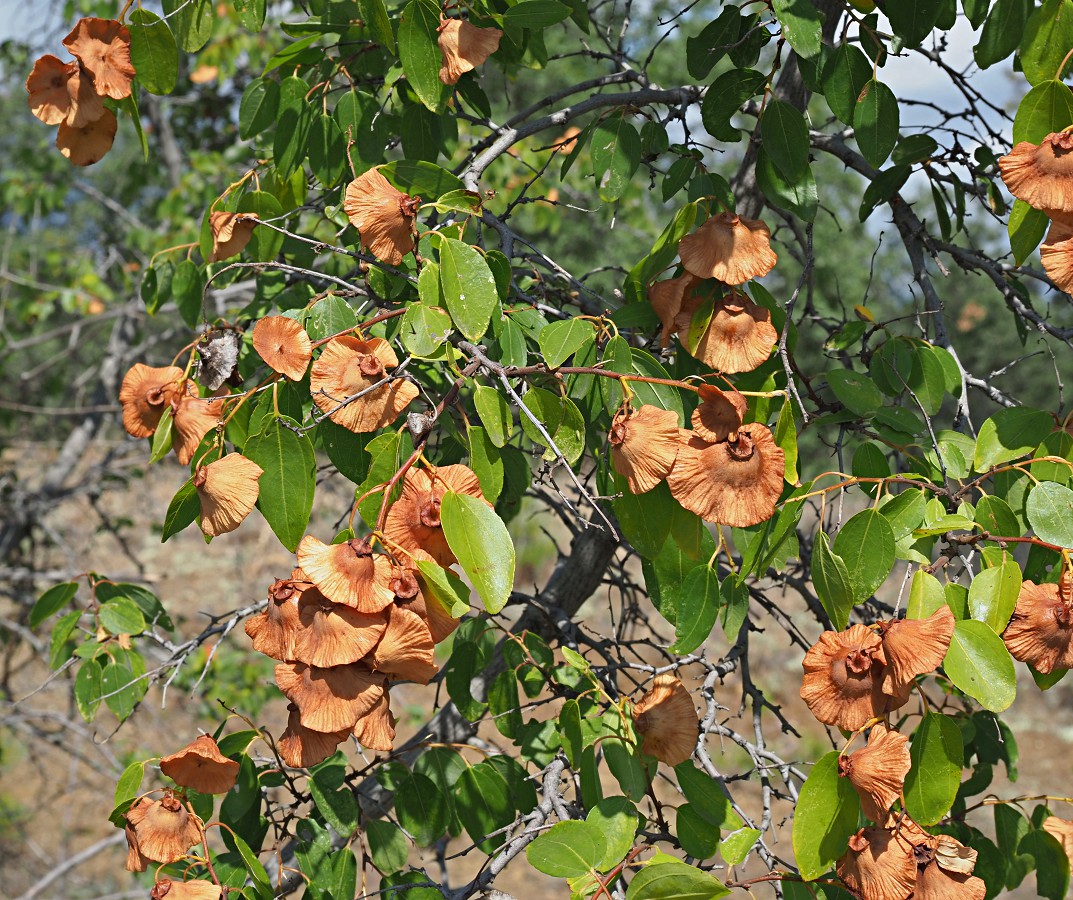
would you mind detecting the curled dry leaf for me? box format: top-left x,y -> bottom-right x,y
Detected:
609,404 -> 680,494
310,335 -> 418,433
151,880 -> 222,900
56,107 -> 117,166
194,453 -> 263,537
293,586 -> 388,668
119,363 -> 184,438
632,673 -> 698,766
253,315 -> 312,381
999,132 -> 1073,219
691,384 -> 747,443
877,606 -> 955,697
124,792 -> 204,865
209,212 -> 260,262
275,661 -> 386,733
437,17 -> 503,85
1002,579 -> 1073,674
800,624 -> 907,732
26,54 -> 104,127
837,827 -> 917,900
838,725 -> 911,823
678,212 -> 778,285
666,425 -> 784,528
352,691 -> 397,752
245,571 -> 304,661
383,465 -> 488,566
296,535 -> 396,613
171,383 -> 226,466
372,605 -> 436,684
675,289 -> 777,374
342,167 -> 419,265
159,734 -> 240,795
62,17 -> 136,100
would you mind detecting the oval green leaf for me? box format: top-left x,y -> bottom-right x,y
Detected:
526,819 -> 607,877
791,751 -> 860,880
244,417 -> 315,552
832,508 -> 895,603
441,491 -> 515,614
1026,481 -> 1073,548
903,712 -> 963,825
128,10 -> 179,95
943,619 -> 1017,711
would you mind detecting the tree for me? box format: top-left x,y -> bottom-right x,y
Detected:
6,0 -> 1073,898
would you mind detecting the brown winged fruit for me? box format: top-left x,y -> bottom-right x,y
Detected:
632,673 -> 698,766
159,735 -> 240,795
609,404 -> 680,494
437,17 -> 502,85
678,212 -> 777,284
343,168 -> 419,265
838,725 -> 911,823
1002,578 -> 1073,674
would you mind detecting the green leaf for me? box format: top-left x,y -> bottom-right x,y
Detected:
812,532 -> 855,630
701,69 -> 766,142
128,10 -> 178,95
675,764 -> 743,831
101,650 -> 147,720
99,597 -> 146,636
756,147 -> 818,221
401,303 -> 453,357
833,509 -> 895,603
772,0 -> 823,57
1020,829 -> 1071,900
613,478 -> 675,560
453,762 -> 514,853
944,619 -> 1017,711
398,0 -> 450,113
591,112 -> 642,203
309,767 -> 359,836
396,772 -> 449,846
761,99 -> 810,182
50,610 -> 81,670
1027,481 -> 1073,547
439,239 -> 498,341
854,80 -> 899,168
231,831 -> 273,896
75,659 -> 103,722
473,385 -> 514,448
1008,201 -> 1051,267
30,582 -> 78,629
587,796 -> 638,870
526,820 -> 607,876
968,557 -> 1022,632
975,494 -> 1022,539
441,491 -> 515,614
305,292 -> 357,340
468,425 -> 504,504
975,0 -> 1030,67
172,258 -> 204,328
504,0 -> 572,28
234,0 -> 266,30
274,76 -> 313,180
676,804 -> 719,859
886,0 -> 942,46
720,827 -> 761,865
974,407 -> 1054,471
908,569 -> 947,620
115,760 -> 145,806
366,820 -> 408,873
162,0 -> 213,52
382,159 -> 465,199
1013,79 -> 1073,145
359,0 -> 396,53
792,751 -> 860,880
244,417 -> 315,552
539,318 -> 597,368
625,857 -> 730,899
414,560 -> 472,618
519,388 -> 586,464
671,566 -> 721,654
309,114 -> 347,189
904,713 -> 963,825
822,42 -> 872,125
827,368 -> 883,416
162,477 -> 200,541
1020,0 -> 1073,84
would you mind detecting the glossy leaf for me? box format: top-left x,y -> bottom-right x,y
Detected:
625,857 -> 730,899
1012,79 -> 1073,144
30,582 -> 78,629
395,772 -> 449,846
453,762 -> 514,853
943,619 -> 1017,711
244,416 -> 316,552
832,509 -> 895,603
504,0 -> 572,28
1026,481 -> 1073,547
854,80 -> 899,168
162,0 -> 213,52
526,820 -> 606,877
975,0 -> 1030,68
772,0 -> 823,57
671,565 -> 721,654
968,557 -> 1022,632
75,659 -> 103,722
886,0 -> 942,47
761,99 -> 810,182
359,0 -> 396,53
822,42 -> 872,125
792,751 -> 860,880
539,318 -> 596,368
974,407 -> 1054,471
399,0 -> 451,113
1020,0 -> 1073,85
99,597 -> 146,636
904,713 -> 963,825
439,238 -> 498,341
591,112 -> 642,203
441,491 -> 515,614
128,10 -> 179,95
812,531 -> 855,630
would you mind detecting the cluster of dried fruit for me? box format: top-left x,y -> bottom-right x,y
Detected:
799,570 -> 1073,895
123,734 -> 238,898
610,211 -> 784,528
25,17 -> 135,166
119,310 -> 493,766
1000,131 -> 1073,294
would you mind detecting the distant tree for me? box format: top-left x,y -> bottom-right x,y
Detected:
6,1 -> 1073,899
